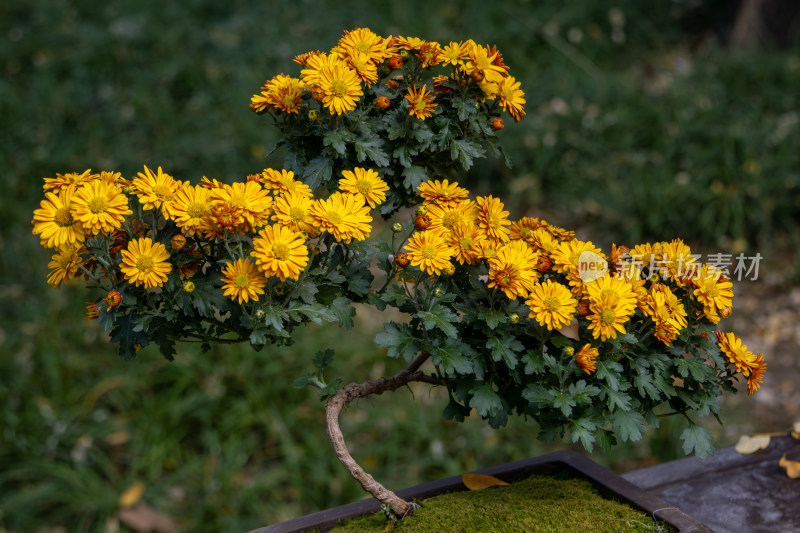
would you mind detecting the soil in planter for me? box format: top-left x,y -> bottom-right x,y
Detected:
323,473 -> 675,533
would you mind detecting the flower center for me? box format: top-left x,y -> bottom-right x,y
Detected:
600,307 -> 616,326
55,206 -> 74,227
420,244 -> 437,261
326,210 -> 344,225
187,203 -> 207,219
88,196 -> 109,214
332,81 -> 348,97
704,281 -> 720,298
152,184 -> 173,200
544,296 -> 561,313
234,273 -> 251,288
356,180 -> 372,196
135,256 -> 154,274
272,243 -> 289,261
290,207 -> 305,223
441,211 -> 460,230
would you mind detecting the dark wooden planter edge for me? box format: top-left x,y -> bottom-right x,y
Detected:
248,450 -> 714,533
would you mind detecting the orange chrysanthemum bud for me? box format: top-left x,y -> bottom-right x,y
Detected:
104,290 -> 121,311
414,214 -> 431,231
416,205 -> 428,216
86,302 -> 99,320
311,86 -> 325,102
376,96 -> 391,110
171,234 -> 187,251
394,253 -> 411,268
578,299 -> 591,317
491,117 -> 504,131
536,255 -> 552,273
720,307 -> 732,319
388,55 -> 404,70
471,69 -> 485,83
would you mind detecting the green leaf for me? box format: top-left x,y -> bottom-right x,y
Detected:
522,384 -> 554,406
318,378 -> 343,400
468,383 -> 503,418
601,385 -> 631,412
478,308 -> 506,330
346,262 -> 373,297
487,335 -> 524,368
330,297 -> 356,329
633,369 -> 661,401
553,391 -> 577,417
452,97 -> 477,121
521,351 -> 545,375
442,396 -> 471,422
263,306 -> 289,332
568,380 -> 601,404
302,155 -> 332,190
374,321 -> 418,361
681,424 -> 715,459
322,129 -> 355,156
292,372 -> 319,389
312,348 -> 335,370
596,360 -> 625,391
450,139 -> 484,170
417,303 -> 458,338
354,136 -> 389,166
432,340 -> 476,376
294,280 -> 318,305
392,145 -> 418,168
610,409 -> 646,442
110,313 -> 149,361
676,358 -> 715,381
571,417 -> 597,452
402,165 -> 428,190
288,302 -> 336,325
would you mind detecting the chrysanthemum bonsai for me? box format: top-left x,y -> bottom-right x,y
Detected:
32,28 -> 767,518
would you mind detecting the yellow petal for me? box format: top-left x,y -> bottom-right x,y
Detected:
461,473 -> 510,491
734,434 -> 772,454
779,455 -> 800,479
119,481 -> 146,509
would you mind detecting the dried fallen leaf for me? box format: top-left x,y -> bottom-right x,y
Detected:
119,481 -> 146,509
734,434 -> 772,454
461,473 -> 510,491
779,455 -> 800,479
558,319 -> 580,341
118,502 -> 176,533
791,421 -> 800,441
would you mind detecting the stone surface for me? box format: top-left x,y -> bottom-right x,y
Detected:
622,435 -> 800,533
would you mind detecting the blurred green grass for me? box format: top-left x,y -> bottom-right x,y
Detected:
2,1 -> 799,531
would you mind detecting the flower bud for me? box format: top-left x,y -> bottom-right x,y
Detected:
414,214 -> 431,231
376,96 -> 391,110
392,222 -> 403,233
171,234 -> 187,251
255,309 -> 265,319
578,299 -> 591,317
442,262 -> 455,276
394,253 -> 411,268
183,281 -> 195,293
536,256 -> 552,273
274,284 -> 285,296
388,55 -> 404,70
509,312 -> 520,324
490,117 -> 504,131
103,290 -> 121,311
563,346 -> 575,357
399,49 -> 410,61
720,307 -> 732,319
433,287 -> 444,298
471,69 -> 485,83
308,109 -> 318,121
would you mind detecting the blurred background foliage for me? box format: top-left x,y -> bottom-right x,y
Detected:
1,0 -> 799,531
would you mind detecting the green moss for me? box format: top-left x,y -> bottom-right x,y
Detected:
326,475 -> 673,533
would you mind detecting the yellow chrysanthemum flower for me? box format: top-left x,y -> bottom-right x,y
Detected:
394,35 -> 426,50
172,183 -> 214,237
340,51 -> 379,85
645,284 -> 688,331
271,191 -> 319,237
661,238 -> 698,285
497,75 -> 526,123
465,43 -> 508,85
747,354 -> 766,395
220,258 -> 267,304
417,179 -> 469,208
250,224 -> 309,281
585,273 -> 638,311
693,264 -> 734,319
42,169 -> 94,193
575,343 -> 599,375
447,222 -> 487,265
133,165 -> 181,220
526,279 -> 578,331
440,41 -> 470,67
336,27 -> 391,64
477,195 -> 511,244
46,245 -> 83,288
119,238 -> 172,289
405,85 -> 437,120
261,168 -> 313,198
303,55 -> 363,116
210,181 -> 273,234
426,199 -> 479,233
251,74 -> 305,114
338,167 -> 389,209
487,240 -> 539,299
404,229 -> 454,276
310,191 -> 372,243
71,180 -> 132,235
416,41 -> 443,68
32,186 -> 85,250
551,239 -> 604,277
586,293 -> 636,341
716,331 -> 757,376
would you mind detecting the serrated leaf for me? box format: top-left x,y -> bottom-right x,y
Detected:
601,385 -> 631,412
469,383 -> 503,418
596,360 -> 624,391
302,155 -> 332,190
461,474 -> 509,491
571,418 -> 597,452
292,372 -> 319,389
432,340 -> 476,376
392,145 -> 418,168
522,384 -> 554,406
322,129 -> 354,155
294,280 -> 318,305
110,313 -> 149,361
611,409 -> 646,443
331,297 -> 356,329
487,335 -> 523,368
681,425 -> 715,459
374,322 -> 418,361
354,136 -> 390,166
417,303 -> 458,338
450,139 -> 484,170
312,348 -> 335,370
442,396 -> 471,422
402,165 -> 428,190
553,391 -> 577,417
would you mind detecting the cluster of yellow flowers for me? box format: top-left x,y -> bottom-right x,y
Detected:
396,179 -> 766,394
249,27 -> 526,122
31,165 -> 387,295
